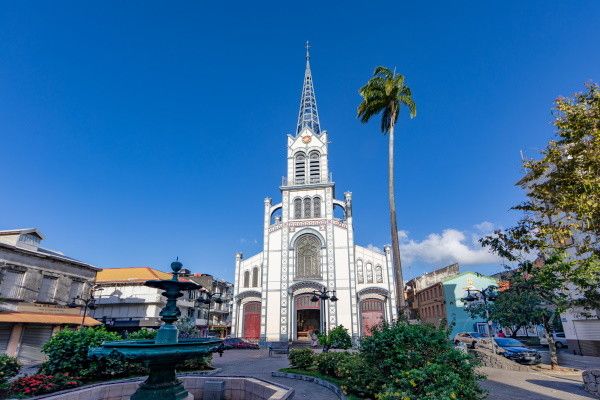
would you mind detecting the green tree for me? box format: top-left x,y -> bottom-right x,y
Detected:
481,83 -> 600,369
357,67 -> 416,312
466,285 -> 544,338
517,83 -> 600,257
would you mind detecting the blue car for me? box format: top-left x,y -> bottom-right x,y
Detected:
494,338 -> 541,365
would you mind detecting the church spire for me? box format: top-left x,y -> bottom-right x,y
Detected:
296,41 -> 321,135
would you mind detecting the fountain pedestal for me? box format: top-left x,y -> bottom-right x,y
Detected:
89,260 -> 224,400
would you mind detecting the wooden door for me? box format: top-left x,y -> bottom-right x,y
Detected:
243,301 -> 261,339
361,299 -> 385,336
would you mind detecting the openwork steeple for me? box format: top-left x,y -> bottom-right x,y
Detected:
296,41 -> 321,135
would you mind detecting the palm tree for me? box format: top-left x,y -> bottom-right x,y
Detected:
357,66 -> 416,315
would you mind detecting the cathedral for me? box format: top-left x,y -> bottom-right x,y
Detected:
231,47 -> 399,343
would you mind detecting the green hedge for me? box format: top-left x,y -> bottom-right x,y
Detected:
287,322 -> 485,400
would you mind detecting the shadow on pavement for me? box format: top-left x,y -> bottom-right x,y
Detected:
527,379 -> 590,397
482,381 -> 575,400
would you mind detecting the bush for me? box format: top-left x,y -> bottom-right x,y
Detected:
0,355 -> 20,383
40,327 -> 122,380
288,348 -> 315,370
335,353 -> 382,397
328,325 -> 352,349
315,351 -> 351,377
10,374 -> 81,396
177,354 -> 212,371
126,328 -> 157,340
357,321 -> 485,400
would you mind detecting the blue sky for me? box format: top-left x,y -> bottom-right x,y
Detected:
1,1 -> 598,281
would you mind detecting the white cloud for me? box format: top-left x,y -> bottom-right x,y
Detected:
366,244 -> 384,254
398,225 -> 501,266
473,221 -> 495,234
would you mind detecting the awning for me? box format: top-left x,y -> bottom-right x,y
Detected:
0,312 -> 101,327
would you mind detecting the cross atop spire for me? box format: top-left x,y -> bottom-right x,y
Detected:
296,41 -> 321,135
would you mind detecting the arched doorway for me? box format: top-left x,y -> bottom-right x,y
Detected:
295,294 -> 320,341
360,299 -> 385,336
242,301 -> 261,340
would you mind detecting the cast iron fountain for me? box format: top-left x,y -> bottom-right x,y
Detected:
89,259 -> 224,400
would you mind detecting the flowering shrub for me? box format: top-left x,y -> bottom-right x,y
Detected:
288,348 -> 315,369
0,354 -> 20,383
10,374 -> 81,396
315,351 -> 351,377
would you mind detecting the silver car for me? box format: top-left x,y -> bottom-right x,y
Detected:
540,332 -> 568,348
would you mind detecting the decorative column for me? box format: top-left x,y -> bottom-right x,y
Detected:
344,191 -> 359,342
230,252 -> 243,337
324,187 -> 337,330
261,197 -> 271,343
280,192 -> 290,341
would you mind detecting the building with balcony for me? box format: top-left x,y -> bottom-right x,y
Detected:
0,228 -> 100,365
231,48 -> 398,344
92,267 -> 196,332
185,274 -> 233,338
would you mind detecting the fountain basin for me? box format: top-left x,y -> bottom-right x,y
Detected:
18,376 -> 294,400
88,338 -> 224,362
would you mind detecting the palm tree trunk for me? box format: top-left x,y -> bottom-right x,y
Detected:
388,120 -> 406,316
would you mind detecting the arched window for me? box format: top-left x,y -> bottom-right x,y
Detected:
356,260 -> 364,284
294,153 -> 306,184
366,262 -> 373,283
375,266 -> 383,283
243,271 -> 250,288
252,267 -> 259,287
313,197 -> 321,218
295,234 -> 321,278
303,198 -> 311,219
294,198 -> 302,219
309,151 -> 320,183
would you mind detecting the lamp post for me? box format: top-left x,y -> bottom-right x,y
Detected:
68,286 -> 102,328
310,288 -> 338,334
197,291 -> 223,337
461,285 -> 498,354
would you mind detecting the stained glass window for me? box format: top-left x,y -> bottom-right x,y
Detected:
375,266 -> 383,283
303,198 -> 311,219
296,234 -> 321,278
356,260 -> 364,284
366,263 -> 373,283
252,267 -> 259,287
243,271 -> 250,288
313,197 -> 321,218
294,198 -> 302,219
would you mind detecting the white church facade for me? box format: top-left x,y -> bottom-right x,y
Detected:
231,48 -> 398,343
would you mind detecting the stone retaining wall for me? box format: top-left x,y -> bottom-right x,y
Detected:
583,369 -> 600,398
469,348 -> 532,372
272,371 -> 346,399
15,376 -> 294,400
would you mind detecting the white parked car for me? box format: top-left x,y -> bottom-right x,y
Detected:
540,332 -> 568,348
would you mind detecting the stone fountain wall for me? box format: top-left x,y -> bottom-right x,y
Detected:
20,376 -> 294,400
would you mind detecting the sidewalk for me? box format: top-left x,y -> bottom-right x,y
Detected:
211,349 -> 339,400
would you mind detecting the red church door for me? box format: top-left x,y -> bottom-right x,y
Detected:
361,299 -> 385,336
243,301 -> 261,339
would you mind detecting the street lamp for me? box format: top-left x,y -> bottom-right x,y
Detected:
310,288 -> 338,333
68,286 -> 103,328
461,285 -> 498,354
196,291 -> 223,337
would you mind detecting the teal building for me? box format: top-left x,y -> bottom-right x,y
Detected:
441,272 -> 498,338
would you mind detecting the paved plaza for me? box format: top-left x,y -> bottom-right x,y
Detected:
212,348 -> 596,400
212,348 -> 338,400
